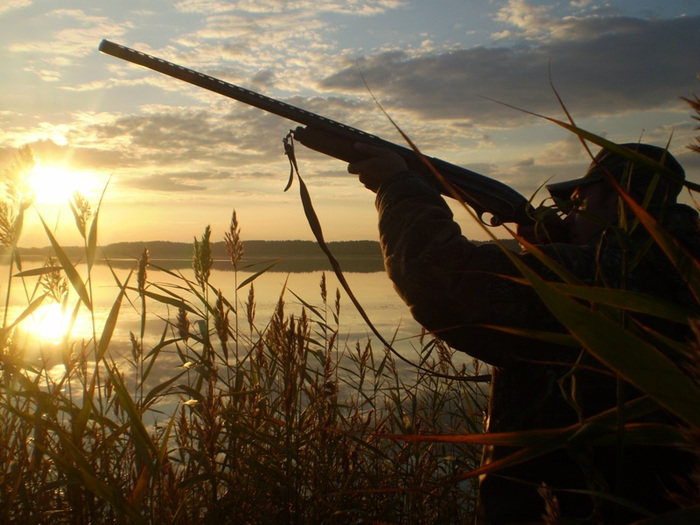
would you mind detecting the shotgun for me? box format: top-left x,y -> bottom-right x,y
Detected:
98,39 -> 533,226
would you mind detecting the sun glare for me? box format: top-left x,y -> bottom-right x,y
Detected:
28,303 -> 72,343
29,161 -> 94,204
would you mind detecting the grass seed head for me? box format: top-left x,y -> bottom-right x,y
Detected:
214,289 -> 230,350
137,247 -> 149,295
3,145 -> 35,208
70,192 -> 92,239
683,93 -> 700,154
129,331 -> 142,363
246,284 -> 256,328
0,202 -> 18,248
40,257 -> 68,304
320,272 -> 327,304
193,225 -> 213,288
224,210 -> 244,269
177,307 -> 190,342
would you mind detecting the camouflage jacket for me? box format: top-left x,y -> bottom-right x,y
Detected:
375,170 -> 699,523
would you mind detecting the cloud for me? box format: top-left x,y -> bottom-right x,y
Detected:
126,172 -> 212,192
492,0 -> 556,41
55,99 -> 344,183
166,1 -> 410,95
174,0 -> 405,16
320,14 -> 700,126
9,9 -> 132,70
0,0 -> 32,16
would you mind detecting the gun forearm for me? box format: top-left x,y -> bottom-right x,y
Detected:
292,125 -> 533,226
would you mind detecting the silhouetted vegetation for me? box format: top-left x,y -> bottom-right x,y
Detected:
1,92 -> 700,522
0,158 -> 485,522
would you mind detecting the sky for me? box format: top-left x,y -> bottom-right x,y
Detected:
1,0 -> 699,247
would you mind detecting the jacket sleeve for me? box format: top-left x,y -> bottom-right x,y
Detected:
375,170 -> 565,368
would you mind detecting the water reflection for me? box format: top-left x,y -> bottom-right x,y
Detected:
3,259 -> 485,430
3,260 -> 429,371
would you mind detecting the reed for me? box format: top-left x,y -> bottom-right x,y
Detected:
0,152 -> 483,522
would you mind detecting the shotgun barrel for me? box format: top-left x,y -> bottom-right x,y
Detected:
98,39 -> 533,226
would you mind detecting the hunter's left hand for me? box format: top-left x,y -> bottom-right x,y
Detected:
348,143 -> 407,193
517,214 -> 571,245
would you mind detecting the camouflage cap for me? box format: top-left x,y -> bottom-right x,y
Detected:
546,143 -> 685,205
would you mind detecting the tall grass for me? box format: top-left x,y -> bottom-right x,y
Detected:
0,147 -> 484,523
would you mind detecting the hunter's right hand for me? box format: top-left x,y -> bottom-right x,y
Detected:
348,143 -> 407,193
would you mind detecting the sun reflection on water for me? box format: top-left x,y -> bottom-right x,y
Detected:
27,302 -> 72,344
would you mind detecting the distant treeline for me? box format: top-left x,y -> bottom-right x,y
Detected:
14,240 -> 385,273
11,239 -> 520,273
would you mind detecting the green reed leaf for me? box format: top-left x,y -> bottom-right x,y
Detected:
238,259 -> 280,288
96,270 -> 131,362
388,421 -> 683,450
549,282 -> 697,323
633,506 -> 700,524
71,374 -> 96,446
13,266 -> 62,277
3,293 -> 46,331
143,368 -> 187,406
477,324 -> 579,347
105,358 -> 157,474
38,213 -> 92,311
393,397 -> 660,480
137,287 -> 193,312
619,184 -> 700,303
513,257 -> 700,428
87,176 -> 111,271
158,407 -> 178,466
546,120 -> 700,193
502,275 -> 697,325
144,335 -> 181,362
46,434 -> 145,523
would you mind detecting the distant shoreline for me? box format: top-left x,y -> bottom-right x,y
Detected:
7,238 -> 520,273
11,240 -> 386,273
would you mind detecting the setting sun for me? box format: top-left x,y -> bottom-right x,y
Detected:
28,162 -> 94,205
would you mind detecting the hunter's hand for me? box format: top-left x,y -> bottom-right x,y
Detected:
517,214 -> 571,245
348,143 -> 407,193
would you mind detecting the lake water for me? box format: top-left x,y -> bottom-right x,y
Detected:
2,256 -> 490,433
3,258 -> 477,385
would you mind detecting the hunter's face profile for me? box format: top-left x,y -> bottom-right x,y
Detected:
562,180 -> 618,245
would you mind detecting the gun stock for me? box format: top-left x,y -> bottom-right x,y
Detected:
99,39 -> 533,226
